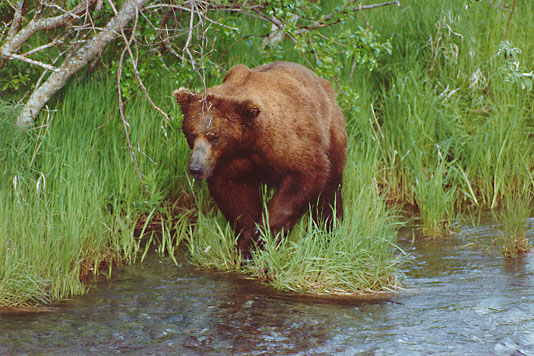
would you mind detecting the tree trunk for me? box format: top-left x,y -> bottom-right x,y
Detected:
16,0 -> 150,128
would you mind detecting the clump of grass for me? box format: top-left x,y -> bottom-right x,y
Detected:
186,211 -> 242,271
495,192 -> 531,258
413,144 -> 457,238
184,174 -> 244,270
247,204 -> 401,295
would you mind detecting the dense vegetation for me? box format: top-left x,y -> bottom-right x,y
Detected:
1,0 -> 533,306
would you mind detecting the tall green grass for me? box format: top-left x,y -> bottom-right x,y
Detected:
357,0 -> 534,241
0,78 -> 186,306
496,191 -> 531,258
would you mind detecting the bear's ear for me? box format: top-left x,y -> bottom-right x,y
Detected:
223,64 -> 250,84
173,88 -> 197,107
237,99 -> 261,122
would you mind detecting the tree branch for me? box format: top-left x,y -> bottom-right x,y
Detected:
0,0 -> 27,67
17,0 -> 150,127
298,0 -> 401,33
108,0 -> 171,123
0,0 -> 97,68
259,0 -> 400,47
1,52 -> 59,72
5,0 -> 27,42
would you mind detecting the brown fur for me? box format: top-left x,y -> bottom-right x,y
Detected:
174,62 -> 347,257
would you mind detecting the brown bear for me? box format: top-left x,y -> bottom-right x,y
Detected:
174,61 -> 347,258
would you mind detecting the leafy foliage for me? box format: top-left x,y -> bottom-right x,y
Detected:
1,0 -> 395,113
496,40 -> 534,91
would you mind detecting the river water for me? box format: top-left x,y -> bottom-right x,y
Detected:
2,221 -> 534,355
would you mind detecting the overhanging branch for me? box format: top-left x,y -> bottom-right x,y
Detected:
0,0 -> 97,68
16,0 -> 150,128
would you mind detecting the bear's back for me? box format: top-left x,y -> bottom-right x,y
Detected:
211,62 -> 339,135
220,62 -> 332,103
207,62 -> 346,173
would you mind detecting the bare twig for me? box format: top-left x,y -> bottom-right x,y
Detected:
0,0 -> 97,68
183,0 -> 209,91
298,0 -> 400,32
1,52 -> 59,71
258,0 -> 400,47
19,38 -> 64,57
41,1 -> 83,19
181,0 -> 212,128
145,3 -> 239,30
155,7 -> 184,61
352,0 -> 400,11
503,0 -> 516,42
105,0 -> 171,125
116,13 -> 148,192
183,0 -> 198,67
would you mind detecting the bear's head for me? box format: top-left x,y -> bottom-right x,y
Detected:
174,88 -> 261,180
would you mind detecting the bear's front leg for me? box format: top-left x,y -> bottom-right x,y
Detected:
207,176 -> 262,258
266,172 -> 326,237
313,176 -> 343,230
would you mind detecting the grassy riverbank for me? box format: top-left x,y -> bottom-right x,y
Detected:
374,0 -> 534,232
368,0 -> 534,256
0,79 -> 187,306
2,0 -> 533,306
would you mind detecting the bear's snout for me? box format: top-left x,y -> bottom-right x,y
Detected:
188,139 -> 214,180
189,162 -> 205,179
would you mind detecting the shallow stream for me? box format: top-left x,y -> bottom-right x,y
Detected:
2,220 -> 534,355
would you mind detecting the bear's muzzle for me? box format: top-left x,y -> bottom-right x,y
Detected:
189,162 -> 205,179
189,139 -> 214,180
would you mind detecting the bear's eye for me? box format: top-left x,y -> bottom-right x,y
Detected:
206,132 -> 219,144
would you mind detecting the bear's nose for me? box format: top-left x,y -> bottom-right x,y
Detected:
189,163 -> 205,179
